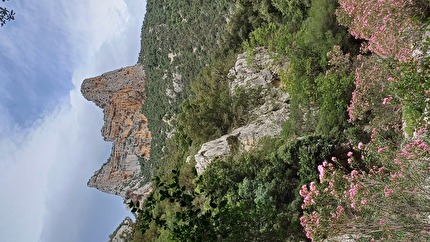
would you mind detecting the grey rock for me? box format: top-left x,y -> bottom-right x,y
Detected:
109,217 -> 134,242
195,48 -> 290,175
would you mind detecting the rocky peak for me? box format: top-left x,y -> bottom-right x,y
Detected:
81,65 -> 152,202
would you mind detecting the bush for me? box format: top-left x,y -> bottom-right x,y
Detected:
177,55 -> 236,145
393,54 -> 430,136
336,0 -> 421,61
300,130 -> 430,241
316,67 -> 354,136
348,55 -> 402,133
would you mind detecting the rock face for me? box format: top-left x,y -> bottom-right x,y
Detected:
81,65 -> 152,201
109,217 -> 134,242
195,48 -> 290,174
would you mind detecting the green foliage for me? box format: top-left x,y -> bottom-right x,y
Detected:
139,0 -> 232,163
197,135 -> 341,241
132,135 -> 343,241
129,0 -> 430,240
392,55 -> 430,136
282,0 -> 353,103
316,72 -> 354,136
178,55 -> 264,147
271,0 -> 311,30
133,169 -> 228,242
242,0 -> 360,140
178,56 -> 235,145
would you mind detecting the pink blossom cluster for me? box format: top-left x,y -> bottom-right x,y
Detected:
300,211 -> 321,241
384,186 -> 393,197
347,55 -> 402,128
330,205 -> 344,219
299,131 -> 430,240
337,0 -> 420,61
299,182 -> 320,209
348,56 -> 389,121
300,156 -> 370,240
400,137 -> 430,161
382,96 -> 393,105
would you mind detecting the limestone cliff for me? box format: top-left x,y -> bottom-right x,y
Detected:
195,48 -> 290,174
81,65 -> 152,202
109,217 -> 134,242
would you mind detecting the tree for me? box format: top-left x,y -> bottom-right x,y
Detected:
1,0 -> 14,27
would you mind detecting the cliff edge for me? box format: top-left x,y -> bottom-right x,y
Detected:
81,65 -> 152,202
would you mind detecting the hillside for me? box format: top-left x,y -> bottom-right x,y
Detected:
82,0 -> 430,241
137,0 -> 233,167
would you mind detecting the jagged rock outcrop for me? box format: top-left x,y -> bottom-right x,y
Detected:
195,48 -> 290,174
109,217 -> 134,242
81,65 -> 152,201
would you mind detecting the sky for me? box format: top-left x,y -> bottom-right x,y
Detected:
0,1 -> 146,241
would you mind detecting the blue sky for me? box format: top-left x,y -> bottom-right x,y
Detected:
0,1 -> 146,241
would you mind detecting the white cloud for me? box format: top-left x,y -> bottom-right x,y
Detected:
0,0 -> 146,241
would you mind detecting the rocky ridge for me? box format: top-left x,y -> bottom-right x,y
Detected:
81,65 -> 152,203
195,48 -> 290,174
109,217 -> 134,242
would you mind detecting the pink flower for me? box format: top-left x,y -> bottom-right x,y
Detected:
318,165 -> 325,182
350,202 -> 356,208
300,216 -> 307,226
390,172 -> 404,180
299,185 -> 309,197
329,180 -> 335,188
350,170 -> 359,179
310,182 -> 317,191
382,96 -> 392,104
377,147 -> 387,153
349,188 -> 357,198
384,186 -> 393,197
347,151 -> 353,157
361,199 -> 367,205
371,128 -> 377,141
387,77 -> 394,81
331,156 -> 337,162
357,142 -> 364,149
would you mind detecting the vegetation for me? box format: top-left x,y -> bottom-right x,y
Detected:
130,0 -> 430,241
138,0 -> 233,163
0,0 -> 15,27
